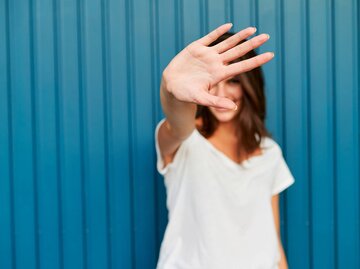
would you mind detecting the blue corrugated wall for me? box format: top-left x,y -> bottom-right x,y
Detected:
0,0 -> 359,268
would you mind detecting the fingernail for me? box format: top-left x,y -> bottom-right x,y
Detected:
252,27 -> 257,33
266,34 -> 270,40
270,52 -> 275,58
234,104 -> 238,111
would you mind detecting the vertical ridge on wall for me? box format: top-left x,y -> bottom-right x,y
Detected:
277,0 -> 288,249
174,0 -> 184,51
358,3 -> 360,264
150,0 -> 162,253
124,0 -> 136,266
330,0 -> 339,265
333,1 -> 340,266
200,0 -> 208,35
304,0 -> 313,268
76,0 -> 89,267
29,0 -> 40,266
0,0 -> 14,267
278,0 -> 285,147
8,0 -> 16,264
100,0 -> 112,267
354,0 -> 360,266
58,0 -> 85,268
232,0 -> 251,30
257,0 -> 282,140
33,0 -> 62,267
225,0 -> 231,23
278,0 -> 289,248
251,0 -> 258,28
154,0 -> 176,257
358,0 -> 360,258
183,0 -> 201,45
53,0 -> 64,267
82,0 -> 110,266
207,0 -> 226,30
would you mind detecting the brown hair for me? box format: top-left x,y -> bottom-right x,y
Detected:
196,32 -> 272,161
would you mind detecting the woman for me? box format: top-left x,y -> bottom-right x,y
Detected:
155,23 -> 295,269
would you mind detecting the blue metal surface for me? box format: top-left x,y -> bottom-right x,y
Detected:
0,0 -> 359,268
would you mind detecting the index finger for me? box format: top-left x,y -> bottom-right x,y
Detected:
224,52 -> 275,79
198,23 -> 233,46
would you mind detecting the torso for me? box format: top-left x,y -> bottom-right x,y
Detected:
156,118 -> 286,268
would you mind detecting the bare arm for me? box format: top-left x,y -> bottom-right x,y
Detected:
158,23 -> 274,166
157,80 -> 197,162
271,194 -> 289,269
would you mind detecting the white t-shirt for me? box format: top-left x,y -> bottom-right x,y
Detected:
154,119 -> 295,269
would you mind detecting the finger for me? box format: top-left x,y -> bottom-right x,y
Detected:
198,23 -> 233,46
195,91 -> 238,110
222,33 -> 270,63
224,52 -> 274,79
213,27 -> 257,53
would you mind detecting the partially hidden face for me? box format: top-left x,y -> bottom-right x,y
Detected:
208,77 -> 243,122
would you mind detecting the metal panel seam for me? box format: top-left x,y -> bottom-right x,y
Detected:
29,0 -> 40,267
304,0 -> 313,268
125,0 -> 136,267
278,0 -> 288,248
353,0 -> 360,266
5,0 -> 16,267
53,0 -> 64,267
76,0 -> 88,267
330,0 -> 338,266
100,0 -> 112,268
150,0 -> 161,252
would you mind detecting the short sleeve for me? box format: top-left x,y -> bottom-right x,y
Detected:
154,118 -> 195,175
271,150 -> 295,196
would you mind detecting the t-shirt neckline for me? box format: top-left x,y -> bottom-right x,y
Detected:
193,128 -> 266,170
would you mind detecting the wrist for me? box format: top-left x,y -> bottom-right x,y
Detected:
160,73 -> 176,100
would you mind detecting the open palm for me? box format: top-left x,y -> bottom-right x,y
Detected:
162,23 -> 273,110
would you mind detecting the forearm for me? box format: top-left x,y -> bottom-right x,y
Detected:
160,76 -> 197,140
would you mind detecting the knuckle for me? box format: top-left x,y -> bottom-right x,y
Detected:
223,68 -> 231,78
210,97 -> 218,107
235,45 -> 243,54
192,94 -> 202,105
253,56 -> 261,65
248,38 -> 256,49
207,32 -> 215,41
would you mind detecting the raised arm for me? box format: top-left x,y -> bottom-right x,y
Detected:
158,23 -> 274,166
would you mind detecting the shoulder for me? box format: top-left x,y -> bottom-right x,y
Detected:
154,118 -> 201,175
260,136 -> 279,149
260,136 -> 283,159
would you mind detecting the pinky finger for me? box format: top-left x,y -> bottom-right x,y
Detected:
224,52 -> 274,79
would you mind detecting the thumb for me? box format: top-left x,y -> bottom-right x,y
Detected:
197,92 -> 238,111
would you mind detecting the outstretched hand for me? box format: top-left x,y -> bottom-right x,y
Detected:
162,23 -> 274,110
